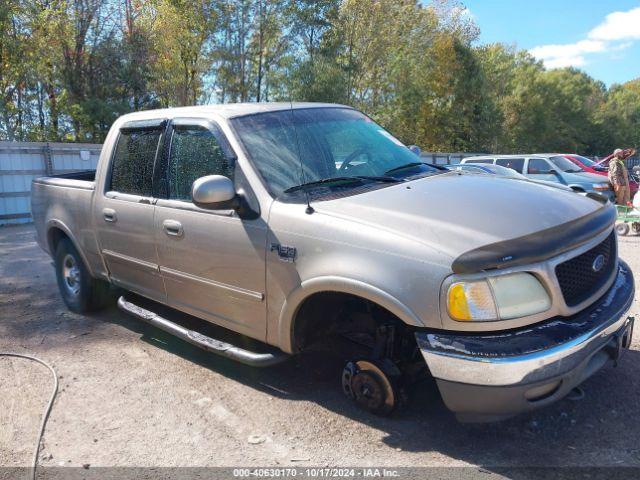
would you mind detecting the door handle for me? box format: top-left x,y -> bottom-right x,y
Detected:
162,219 -> 183,237
103,208 -> 117,223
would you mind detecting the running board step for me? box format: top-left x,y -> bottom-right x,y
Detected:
117,296 -> 288,367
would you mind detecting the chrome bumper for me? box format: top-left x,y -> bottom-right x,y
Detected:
416,261 -> 635,420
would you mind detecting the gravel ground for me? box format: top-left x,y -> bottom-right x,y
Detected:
1,224 -> 640,471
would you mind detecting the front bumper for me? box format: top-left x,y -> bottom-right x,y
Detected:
416,261 -> 635,422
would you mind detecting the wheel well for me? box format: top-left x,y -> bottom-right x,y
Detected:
48,227 -> 70,255
292,291 -> 410,354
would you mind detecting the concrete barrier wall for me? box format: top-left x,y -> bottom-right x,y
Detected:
0,141 -> 101,225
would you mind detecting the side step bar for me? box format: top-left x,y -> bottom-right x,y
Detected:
117,296 -> 288,367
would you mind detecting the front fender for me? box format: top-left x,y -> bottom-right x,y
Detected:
277,275 -> 424,354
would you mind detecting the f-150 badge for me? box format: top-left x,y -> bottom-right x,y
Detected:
271,244 -> 297,263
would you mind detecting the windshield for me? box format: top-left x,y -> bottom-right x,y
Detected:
231,107 -> 441,197
549,155 -> 582,173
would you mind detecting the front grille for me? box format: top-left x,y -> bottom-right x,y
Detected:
555,232 -> 616,307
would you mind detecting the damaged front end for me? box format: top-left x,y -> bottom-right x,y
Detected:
416,261 -> 635,422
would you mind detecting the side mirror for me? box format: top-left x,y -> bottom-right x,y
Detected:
191,175 -> 238,210
408,145 -> 421,156
548,169 -> 559,176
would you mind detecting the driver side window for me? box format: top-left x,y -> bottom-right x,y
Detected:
167,126 -> 234,201
528,158 -> 552,174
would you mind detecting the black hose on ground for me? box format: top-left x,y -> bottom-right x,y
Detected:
1,353 -> 58,480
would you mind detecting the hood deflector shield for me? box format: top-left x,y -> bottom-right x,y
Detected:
451,205 -> 616,274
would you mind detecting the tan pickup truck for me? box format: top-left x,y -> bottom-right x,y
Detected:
32,103 -> 635,422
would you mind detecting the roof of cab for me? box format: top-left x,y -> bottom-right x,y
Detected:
116,102 -> 351,122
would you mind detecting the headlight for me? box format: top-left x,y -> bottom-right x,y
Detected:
592,183 -> 611,191
447,273 -> 551,321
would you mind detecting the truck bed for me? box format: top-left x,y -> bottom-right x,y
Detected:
32,170 -> 96,190
31,169 -> 106,279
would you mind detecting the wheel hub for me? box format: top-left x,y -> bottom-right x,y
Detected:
352,370 -> 386,411
342,360 -> 397,415
62,254 -> 81,296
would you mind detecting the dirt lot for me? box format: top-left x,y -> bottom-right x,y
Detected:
1,224 -> 640,471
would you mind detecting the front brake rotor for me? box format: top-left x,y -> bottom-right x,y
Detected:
342,360 -> 397,415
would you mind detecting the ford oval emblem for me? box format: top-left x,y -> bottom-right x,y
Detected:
592,254 -> 605,273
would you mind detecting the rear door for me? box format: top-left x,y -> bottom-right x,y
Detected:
94,119 -> 166,302
154,118 -> 267,340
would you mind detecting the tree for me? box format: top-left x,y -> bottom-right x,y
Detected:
142,0 -> 215,106
0,0 -> 639,156
596,80 -> 640,154
0,0 -> 29,140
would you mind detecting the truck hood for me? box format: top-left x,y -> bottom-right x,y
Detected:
523,177 -> 573,191
313,172 -> 608,264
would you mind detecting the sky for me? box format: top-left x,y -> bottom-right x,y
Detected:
461,0 -> 640,86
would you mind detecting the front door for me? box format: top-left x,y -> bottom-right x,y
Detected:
95,120 -> 166,302
154,119 -> 267,340
526,157 -> 563,185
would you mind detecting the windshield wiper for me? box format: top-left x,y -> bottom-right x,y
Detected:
284,175 -> 400,194
384,161 -> 447,176
384,162 -> 424,174
355,175 -> 402,183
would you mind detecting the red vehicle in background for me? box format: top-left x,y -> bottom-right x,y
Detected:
565,154 -> 639,197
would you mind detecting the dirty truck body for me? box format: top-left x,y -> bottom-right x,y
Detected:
32,103 -> 635,422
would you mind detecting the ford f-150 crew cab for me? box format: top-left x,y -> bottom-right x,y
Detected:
32,103 -> 635,422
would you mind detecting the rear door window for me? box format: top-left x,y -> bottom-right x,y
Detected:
110,129 -> 162,196
495,158 -> 524,173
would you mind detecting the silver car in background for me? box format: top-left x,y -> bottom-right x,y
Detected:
461,154 -> 614,200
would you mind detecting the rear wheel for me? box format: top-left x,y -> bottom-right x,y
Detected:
616,222 -> 630,236
55,238 -> 111,313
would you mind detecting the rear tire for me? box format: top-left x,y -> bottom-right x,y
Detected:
55,238 -> 111,313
